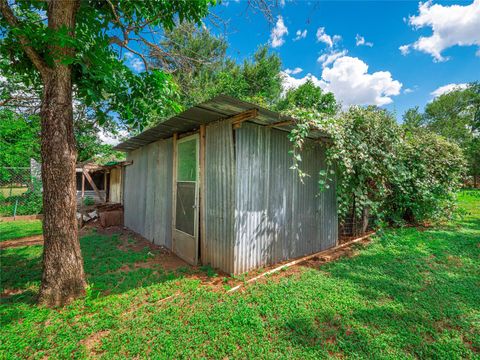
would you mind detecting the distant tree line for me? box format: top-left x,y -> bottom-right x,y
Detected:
403,84 -> 480,188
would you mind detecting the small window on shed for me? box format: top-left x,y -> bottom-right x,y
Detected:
177,139 -> 197,181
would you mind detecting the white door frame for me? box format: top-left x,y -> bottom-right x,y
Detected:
172,133 -> 200,265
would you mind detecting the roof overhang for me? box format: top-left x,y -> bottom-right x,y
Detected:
114,95 -> 330,152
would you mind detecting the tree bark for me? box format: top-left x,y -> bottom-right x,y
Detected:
38,0 -> 86,307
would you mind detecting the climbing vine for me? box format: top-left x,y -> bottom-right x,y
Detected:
285,105 -> 466,228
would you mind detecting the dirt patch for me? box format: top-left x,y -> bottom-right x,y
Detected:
79,330 -> 110,356
117,232 -> 166,253
0,235 -> 44,249
143,253 -> 188,271
339,231 -> 376,245
240,266 -> 304,288
83,224 -> 231,290
112,229 -> 191,272
0,214 -> 43,222
117,253 -> 188,273
446,255 -> 463,267
0,288 -> 27,298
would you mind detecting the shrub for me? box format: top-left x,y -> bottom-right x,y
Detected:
83,196 -> 94,206
384,130 -> 466,225
286,105 -> 466,230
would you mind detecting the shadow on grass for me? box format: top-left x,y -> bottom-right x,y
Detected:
0,223 -> 43,242
278,223 -> 480,357
0,232 -> 193,321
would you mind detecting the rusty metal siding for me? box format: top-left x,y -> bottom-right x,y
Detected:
123,138 -> 173,248
204,121 -> 236,274
234,123 -> 337,274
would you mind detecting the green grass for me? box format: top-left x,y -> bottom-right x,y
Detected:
0,191 -> 479,359
0,220 -> 42,242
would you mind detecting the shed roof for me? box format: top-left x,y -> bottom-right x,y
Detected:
114,94 -> 329,152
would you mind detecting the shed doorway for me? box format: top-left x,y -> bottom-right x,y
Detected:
173,134 -> 200,265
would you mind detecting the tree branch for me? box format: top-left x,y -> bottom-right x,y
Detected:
109,36 -> 150,72
0,0 -> 51,77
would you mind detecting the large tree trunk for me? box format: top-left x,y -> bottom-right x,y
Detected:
38,0 -> 85,307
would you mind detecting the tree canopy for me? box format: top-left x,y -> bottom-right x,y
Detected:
149,24 -> 283,110
402,83 -> 480,184
0,109 -> 39,169
0,0 -> 216,132
276,80 -> 338,115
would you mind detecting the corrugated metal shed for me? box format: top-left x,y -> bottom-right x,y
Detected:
234,123 -> 338,273
204,121 -> 236,273
119,95 -> 337,275
124,138 -> 173,247
114,95 -> 329,152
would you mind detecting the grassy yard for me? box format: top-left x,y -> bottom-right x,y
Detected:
1,191 -> 479,359
0,220 -> 42,242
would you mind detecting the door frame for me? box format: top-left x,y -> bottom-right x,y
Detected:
172,132 -> 200,265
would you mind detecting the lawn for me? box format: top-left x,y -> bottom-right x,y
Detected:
0,191 -> 479,359
0,220 -> 42,242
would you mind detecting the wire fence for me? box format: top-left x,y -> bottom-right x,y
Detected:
0,166 -> 43,217
338,205 -> 375,242
0,167 -> 31,195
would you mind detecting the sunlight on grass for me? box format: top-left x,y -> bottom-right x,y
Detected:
0,220 -> 42,242
0,191 -> 479,358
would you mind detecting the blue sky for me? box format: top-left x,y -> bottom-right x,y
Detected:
208,0 -> 480,120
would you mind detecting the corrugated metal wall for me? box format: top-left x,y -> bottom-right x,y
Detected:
234,123 -> 337,273
204,121 -> 236,273
124,138 -> 173,247
122,121 -> 337,275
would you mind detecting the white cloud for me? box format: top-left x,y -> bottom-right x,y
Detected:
124,53 -> 144,72
270,15 -> 288,48
293,29 -> 307,41
282,56 -> 402,108
279,0 -> 286,7
316,27 -> 341,47
321,56 -> 402,107
399,44 -> 411,56
431,83 -> 469,97
404,88 -> 414,94
355,34 -> 373,47
98,130 -> 128,146
401,0 -> 480,61
317,50 -> 348,68
281,72 -> 325,92
284,67 -> 303,75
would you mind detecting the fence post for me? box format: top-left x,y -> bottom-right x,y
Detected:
13,198 -> 19,219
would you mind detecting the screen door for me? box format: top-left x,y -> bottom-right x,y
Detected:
173,134 -> 199,265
